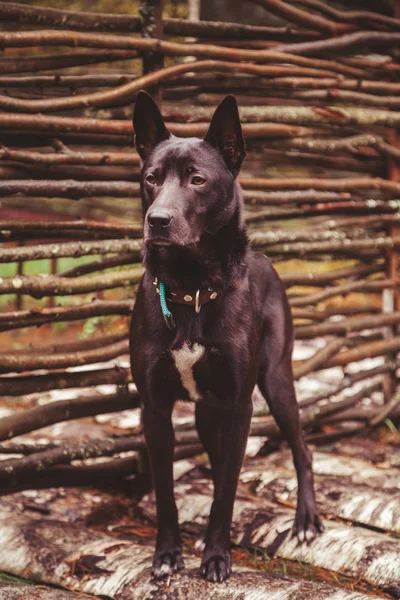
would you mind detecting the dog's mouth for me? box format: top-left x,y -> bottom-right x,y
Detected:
145,236 -> 201,249
145,237 -> 175,247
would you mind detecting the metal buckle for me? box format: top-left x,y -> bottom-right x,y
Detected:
195,289 -> 201,313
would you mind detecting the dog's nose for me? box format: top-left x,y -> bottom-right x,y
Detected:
147,210 -> 172,228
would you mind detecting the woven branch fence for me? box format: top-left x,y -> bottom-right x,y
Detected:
0,0 -> 399,494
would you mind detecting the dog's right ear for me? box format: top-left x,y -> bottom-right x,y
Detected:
133,90 -> 170,160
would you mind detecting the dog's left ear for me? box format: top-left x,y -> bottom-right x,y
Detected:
133,90 -> 170,160
204,95 -> 245,177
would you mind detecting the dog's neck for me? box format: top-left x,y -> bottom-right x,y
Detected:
143,205 -> 249,293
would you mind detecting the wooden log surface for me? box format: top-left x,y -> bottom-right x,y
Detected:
0,491 -> 384,600
140,478 -> 400,591
0,583 -> 96,600
240,464 -> 400,533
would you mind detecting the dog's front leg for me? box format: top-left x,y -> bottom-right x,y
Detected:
142,401 -> 184,578
200,401 -> 252,583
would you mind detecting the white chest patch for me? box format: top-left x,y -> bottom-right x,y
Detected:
172,343 -> 205,402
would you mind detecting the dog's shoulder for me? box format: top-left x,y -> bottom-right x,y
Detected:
248,251 -> 289,315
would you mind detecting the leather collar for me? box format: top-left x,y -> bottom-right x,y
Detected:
153,278 -> 218,313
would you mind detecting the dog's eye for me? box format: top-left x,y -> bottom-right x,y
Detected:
145,174 -> 156,185
191,176 -> 206,186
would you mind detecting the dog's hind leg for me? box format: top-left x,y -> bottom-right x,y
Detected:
196,400 -> 252,582
142,400 -> 184,578
257,330 -> 323,541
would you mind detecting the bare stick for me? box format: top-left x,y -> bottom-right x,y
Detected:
275,31 -> 400,56
0,339 -> 129,374
0,268 -> 142,297
0,390 -> 139,441
0,3 -> 319,41
289,278 -> 398,308
0,367 -> 131,397
0,239 -> 142,263
295,311 -> 400,339
0,300 -> 134,332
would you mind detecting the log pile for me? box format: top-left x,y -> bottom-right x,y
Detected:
0,0 -> 399,495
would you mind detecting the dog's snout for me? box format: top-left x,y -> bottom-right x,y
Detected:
148,210 -> 173,228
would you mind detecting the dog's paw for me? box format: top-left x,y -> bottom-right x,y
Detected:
152,549 -> 184,579
292,499 -> 324,543
200,551 -> 232,583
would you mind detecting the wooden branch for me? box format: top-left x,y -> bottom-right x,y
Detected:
242,190 -> 352,205
250,0 -> 350,35
0,390 -> 139,441
0,300 -> 134,332
0,32 -> 360,78
0,112 -> 324,140
0,239 -> 142,263
293,88 -> 400,110
276,30 -> 400,56
59,253 -> 138,278
367,389 -> 400,428
281,263 -> 380,286
299,358 -> 400,408
0,50 -> 138,75
289,278 -> 397,308
295,311 -> 400,339
4,176 -> 400,200
0,147 -> 141,167
263,235 -> 400,256
0,180 -> 139,199
293,0 -> 400,32
0,340 -> 129,374
0,219 -> 142,241
262,75 -> 400,95
0,269 -> 142,297
241,176 -> 400,194
274,134 -> 400,162
0,2 -> 320,41
293,338 -> 347,379
0,366 -> 131,397
325,336 -> 400,368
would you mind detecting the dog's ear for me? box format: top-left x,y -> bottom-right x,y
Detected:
133,90 -> 170,159
204,95 -> 245,177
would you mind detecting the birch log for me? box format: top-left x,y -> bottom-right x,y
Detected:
0,495 -> 381,600
141,480 -> 400,590
260,450 -> 400,490
0,583 -> 96,599
241,468 -> 400,533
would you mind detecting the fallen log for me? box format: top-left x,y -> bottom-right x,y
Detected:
141,479 -> 400,591
0,499 -> 379,600
241,467 -> 400,533
0,582 -> 96,600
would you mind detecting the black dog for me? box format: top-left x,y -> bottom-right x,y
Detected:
130,91 -> 323,583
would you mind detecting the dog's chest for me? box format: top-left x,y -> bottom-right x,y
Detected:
171,342 -> 205,402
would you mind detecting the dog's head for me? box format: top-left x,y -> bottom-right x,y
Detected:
133,91 -> 246,248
